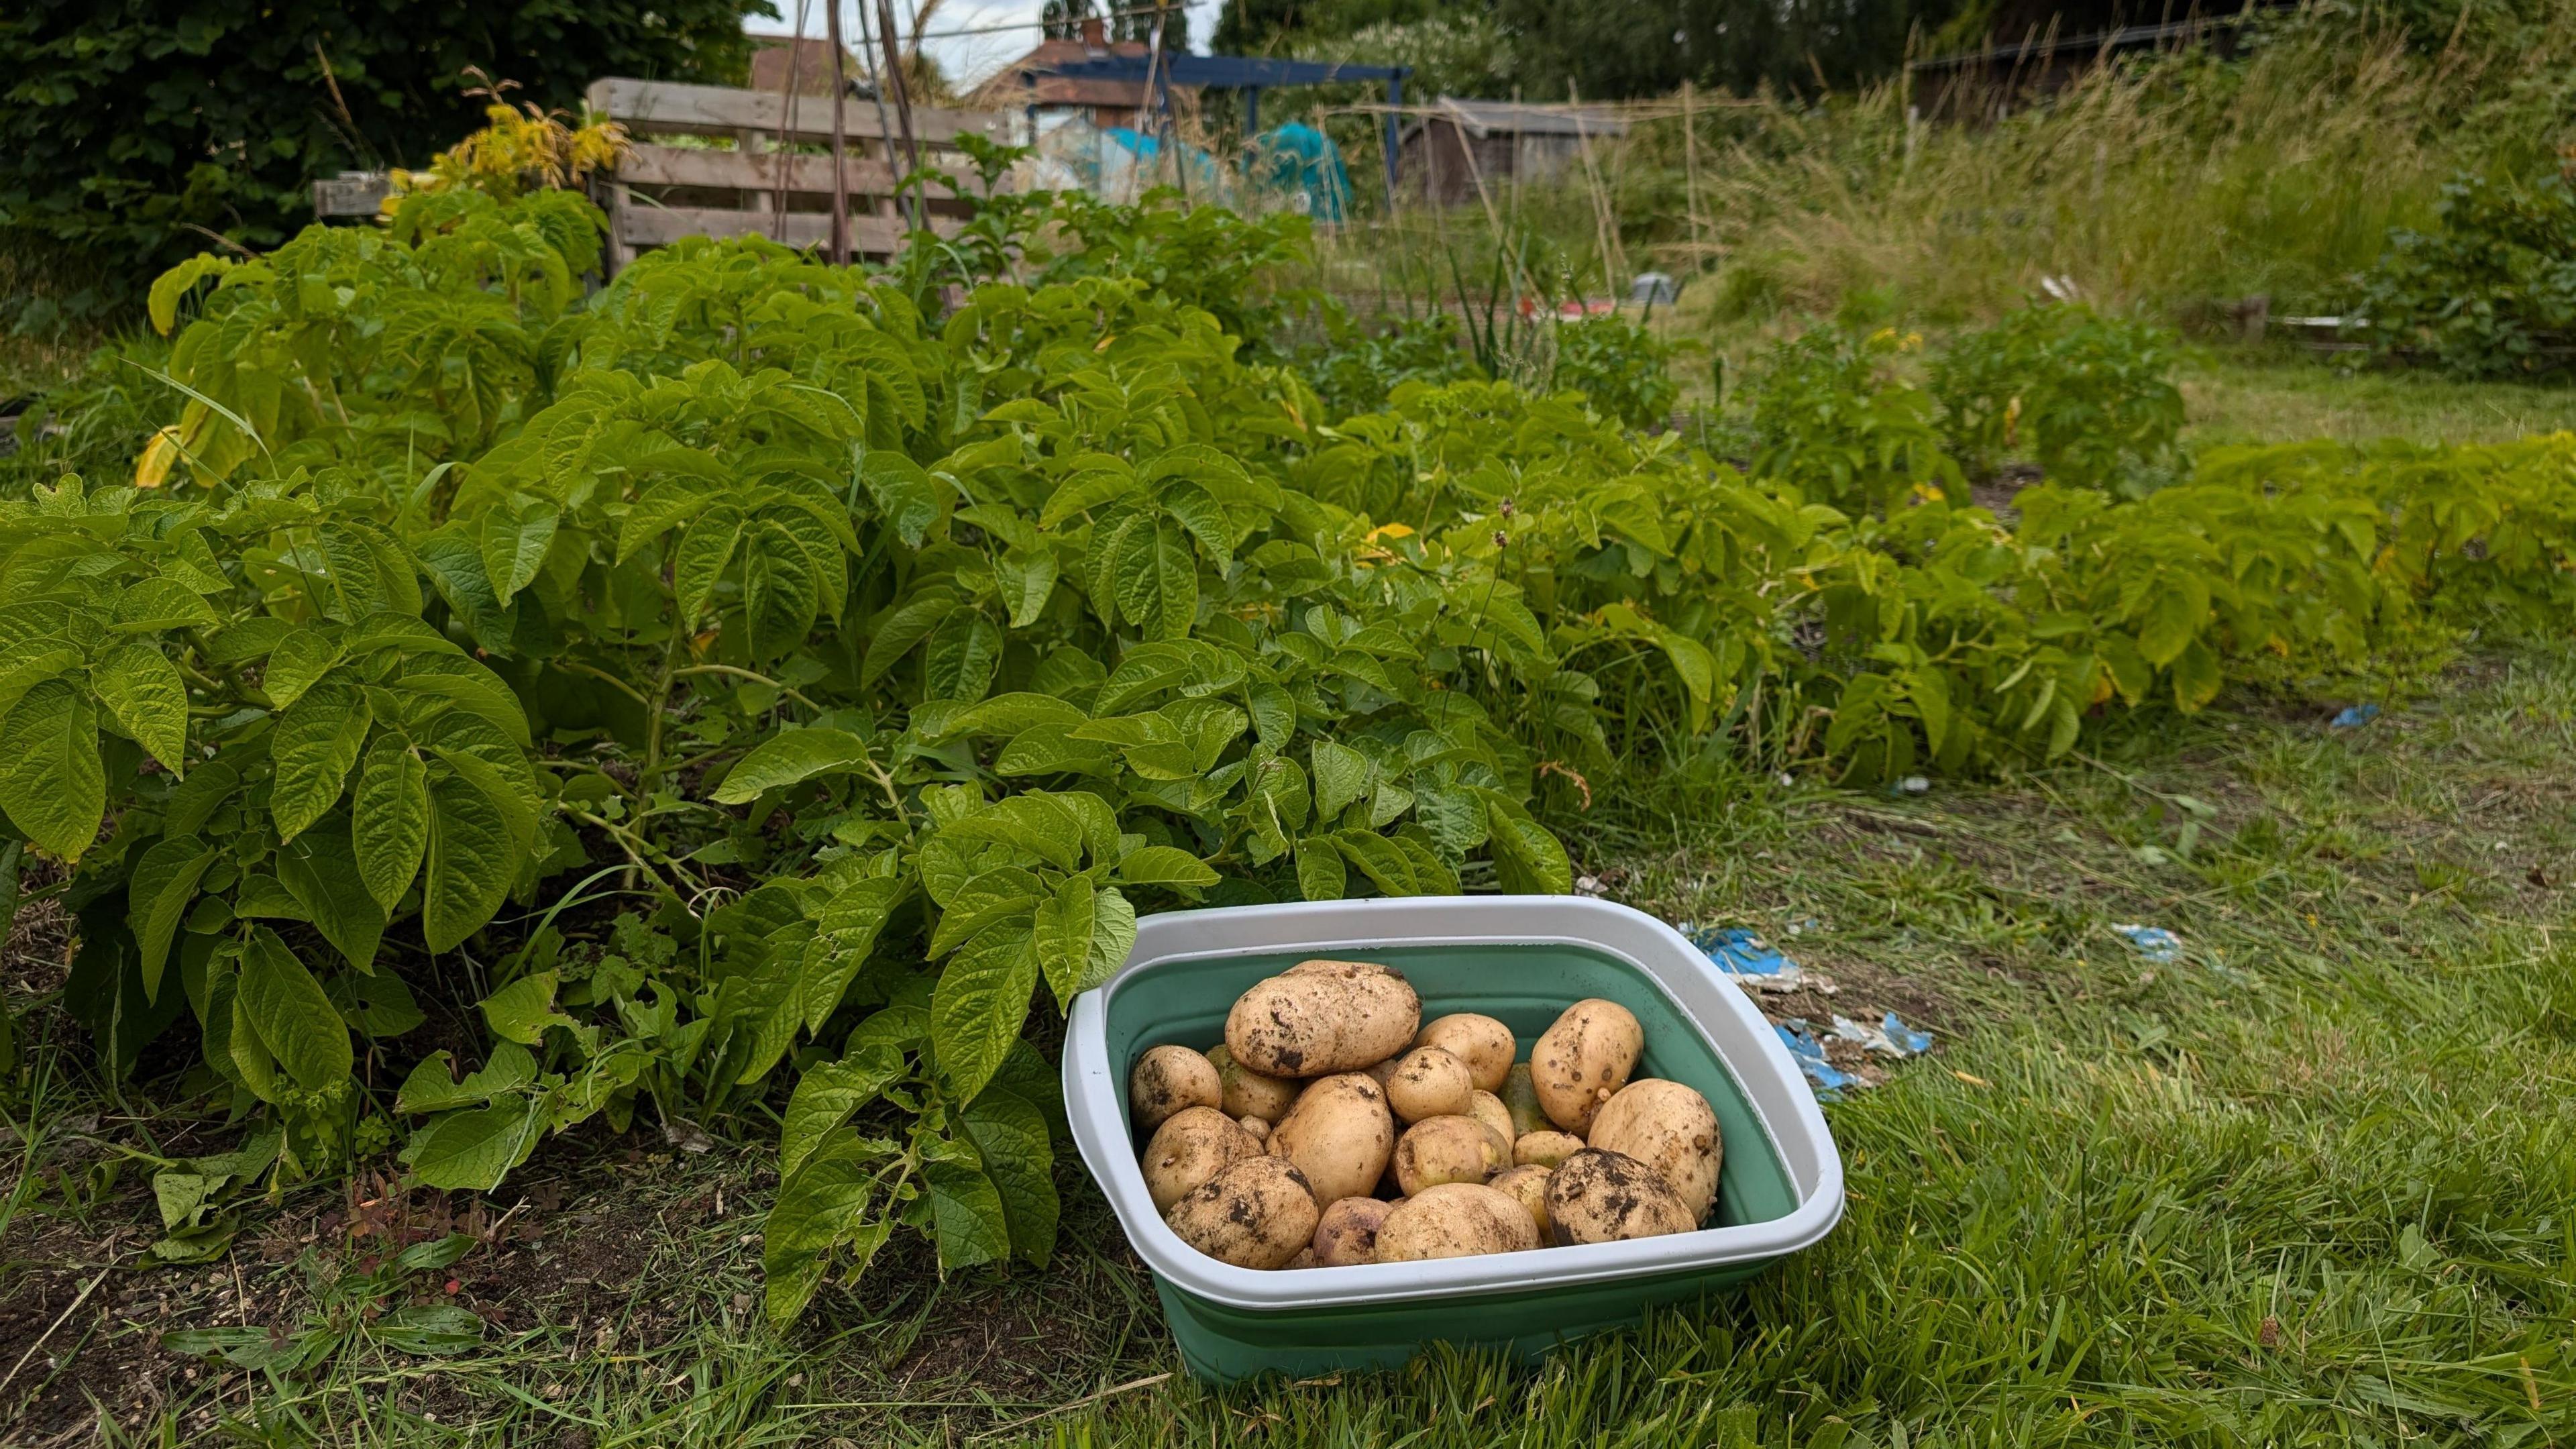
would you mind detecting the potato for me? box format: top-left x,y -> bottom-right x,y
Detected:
1500,1063 -> 1550,1138
1489,1164 -> 1554,1239
1270,1073 -> 1397,1207
1285,1246 -> 1320,1270
1225,959 -> 1421,1078
1240,1115 -> 1271,1146
1587,1079 -> 1722,1224
1130,1044 -> 1222,1133
1373,1183 -> 1541,1260
1531,999 -> 1643,1134
1415,1013 -> 1515,1092
1141,1106 -> 1264,1215
1467,1089 -> 1515,1148
1311,1196 -> 1394,1267
1384,1046 -> 1473,1125
1205,1043 -> 1302,1122
1167,1157 -> 1321,1269
1544,1148 -> 1698,1245
1514,1130 -> 1587,1169
1392,1114 -> 1505,1196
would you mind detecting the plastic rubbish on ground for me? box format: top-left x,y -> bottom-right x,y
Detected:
1832,1012 -> 1933,1057
1774,1022 -> 1856,1102
1688,926 -> 1807,991
2112,922 -> 2183,964
2330,703 -> 2381,729
1631,272 -> 1678,305
1890,775 -> 1931,796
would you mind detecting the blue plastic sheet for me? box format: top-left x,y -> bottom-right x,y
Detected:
2112,923 -> 2183,964
1774,1022 -> 1854,1102
2331,702 -> 2381,729
1690,926 -> 1805,990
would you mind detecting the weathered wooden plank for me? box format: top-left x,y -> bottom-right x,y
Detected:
588,78 -> 1006,147
615,142 -> 973,201
613,206 -> 958,254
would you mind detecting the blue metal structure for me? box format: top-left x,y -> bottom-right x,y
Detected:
1027,53 -> 1409,206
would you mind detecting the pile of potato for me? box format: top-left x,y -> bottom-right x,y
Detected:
1125,959 -> 1724,1271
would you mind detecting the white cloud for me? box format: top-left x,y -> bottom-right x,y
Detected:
747,0 -> 1228,92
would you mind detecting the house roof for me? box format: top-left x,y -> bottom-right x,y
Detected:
749,36 -> 863,96
970,34 -> 1189,110
1428,97 -> 1626,138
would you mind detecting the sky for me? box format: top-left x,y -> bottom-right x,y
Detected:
747,0 -> 1229,92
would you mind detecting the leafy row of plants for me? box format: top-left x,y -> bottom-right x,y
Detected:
3,149 -> 2571,1328
2351,168 -> 2576,378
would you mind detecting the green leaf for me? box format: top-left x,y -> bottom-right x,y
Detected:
395,1042 -> 537,1114
352,741 -> 431,910
1086,886 -> 1136,991
2171,637 -> 2222,712
150,255 -> 232,335
1485,800 -> 1574,895
996,548 -> 1059,628
91,644 -> 189,775
922,608 -> 1002,702
861,449 -> 943,547
0,681 -> 104,861
262,629 -> 344,712
1115,845 -> 1218,888
763,1132 -> 890,1325
480,500 -> 559,606
2137,583 -> 2203,667
713,728 -> 871,805
861,591 -> 959,684
780,1044 -> 905,1178
482,970 -> 578,1045
930,924 -> 1037,1104
372,1303 -> 484,1356
128,836 -> 213,1002
800,875 -> 902,1033
943,793 -> 1089,873
270,676 -> 373,843
1030,875 -> 1095,1009
1038,466 -> 1140,529
277,826 -> 388,971
1295,835 -> 1347,901
421,761 -> 520,953
237,928 -> 351,1093
931,693 -> 1088,741
403,1099 -> 543,1192
958,1088 -> 1058,1264
1311,739 -> 1369,822
1334,829 -> 1419,896
921,1146 -> 1011,1271
674,504 -> 745,628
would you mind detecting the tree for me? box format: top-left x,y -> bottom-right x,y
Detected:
0,0 -> 771,321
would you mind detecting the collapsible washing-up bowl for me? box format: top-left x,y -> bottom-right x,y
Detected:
1061,895 -> 1845,1383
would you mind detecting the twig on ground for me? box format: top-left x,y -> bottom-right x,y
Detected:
969,1372 -> 1173,1440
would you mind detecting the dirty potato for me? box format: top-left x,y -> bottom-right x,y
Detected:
1587,1079 -> 1722,1224
1467,1089 -> 1515,1148
1141,1106 -> 1264,1215
1488,1164 -> 1554,1239
1225,960 -> 1421,1078
1513,1130 -> 1587,1169
1270,1072 -> 1397,1207
1414,1013 -> 1515,1092
1129,1044 -> 1222,1133
1166,1157 -> 1322,1269
1544,1148 -> 1698,1245
1240,1114 -> 1271,1146
1205,1043 -> 1302,1122
1384,1046 -> 1473,1125
1392,1114 -> 1505,1196
1531,999 -> 1643,1134
1311,1196 -> 1395,1267
1373,1183 -> 1541,1261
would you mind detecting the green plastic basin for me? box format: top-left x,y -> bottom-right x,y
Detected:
1062,896 -> 1845,1383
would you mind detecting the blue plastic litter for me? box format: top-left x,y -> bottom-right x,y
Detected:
2330,703 -> 2381,729
1882,1012 -> 1933,1055
1774,1022 -> 1854,1102
1688,926 -> 1805,990
2112,923 -> 2182,964
1829,1012 -> 1935,1058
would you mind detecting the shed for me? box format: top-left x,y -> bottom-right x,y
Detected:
1398,97 -> 1626,207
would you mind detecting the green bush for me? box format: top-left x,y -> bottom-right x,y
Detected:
9,174 -> 2575,1328
1931,303 -> 2187,496
0,0 -> 761,326
2352,170 -> 2576,378
1549,315 -> 1684,433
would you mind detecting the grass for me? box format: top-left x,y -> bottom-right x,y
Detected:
2181,350 -> 2576,449
7,627 -> 2573,1445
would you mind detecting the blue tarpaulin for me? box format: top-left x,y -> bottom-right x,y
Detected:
1246,123 -> 1352,221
